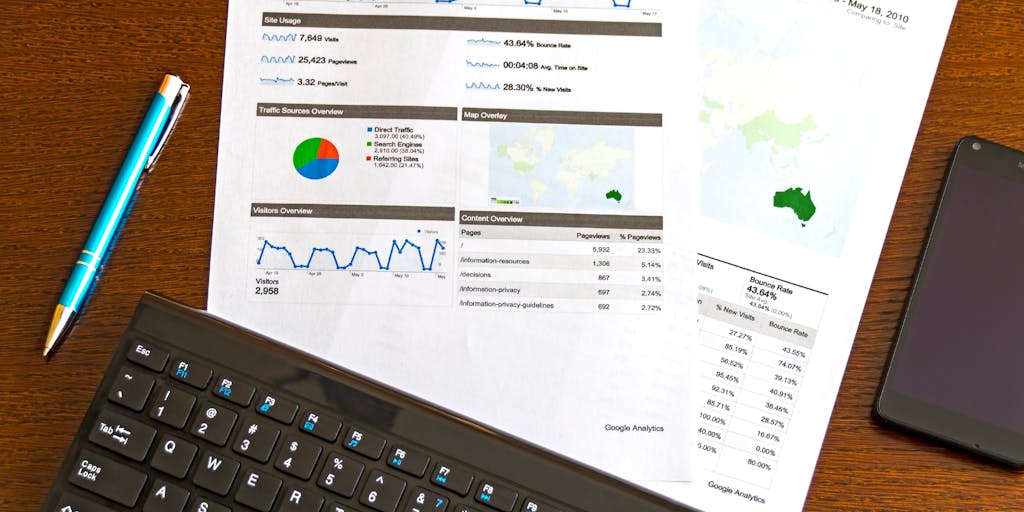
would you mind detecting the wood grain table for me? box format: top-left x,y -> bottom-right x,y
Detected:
1,1 -> 1021,510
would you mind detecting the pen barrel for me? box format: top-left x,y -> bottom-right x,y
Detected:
57,90 -> 174,309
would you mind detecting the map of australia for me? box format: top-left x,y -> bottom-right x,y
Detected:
490,124 -> 635,211
698,2 -> 870,256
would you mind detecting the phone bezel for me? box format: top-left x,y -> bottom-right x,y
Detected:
875,136 -> 1024,468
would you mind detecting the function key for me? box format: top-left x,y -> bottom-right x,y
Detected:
126,340 -> 168,372
107,366 -> 155,412
299,409 -> 343,442
387,445 -> 431,478
475,481 -> 519,512
256,392 -> 298,424
169,358 -> 212,389
520,499 -> 561,512
212,375 -> 255,407
430,463 -> 474,496
343,426 -> 386,460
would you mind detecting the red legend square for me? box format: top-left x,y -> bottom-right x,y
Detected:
366,156 -> 372,161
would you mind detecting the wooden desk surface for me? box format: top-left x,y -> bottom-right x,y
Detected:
1,1 -> 1021,510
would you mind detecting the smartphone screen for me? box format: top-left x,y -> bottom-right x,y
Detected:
876,137 -> 1024,466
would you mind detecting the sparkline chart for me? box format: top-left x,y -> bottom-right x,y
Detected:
256,237 -> 447,272
249,231 -> 452,307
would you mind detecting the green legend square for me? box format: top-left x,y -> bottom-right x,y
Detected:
367,141 -> 372,146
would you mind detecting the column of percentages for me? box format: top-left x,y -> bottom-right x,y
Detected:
694,255 -> 827,488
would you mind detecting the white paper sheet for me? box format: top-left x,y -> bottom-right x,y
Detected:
642,0 -> 958,510
209,0 -> 697,481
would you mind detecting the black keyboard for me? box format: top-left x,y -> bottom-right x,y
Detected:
43,293 -> 696,512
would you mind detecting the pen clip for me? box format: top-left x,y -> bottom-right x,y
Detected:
145,81 -> 191,172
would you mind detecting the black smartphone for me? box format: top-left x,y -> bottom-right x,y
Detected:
875,136 -> 1024,467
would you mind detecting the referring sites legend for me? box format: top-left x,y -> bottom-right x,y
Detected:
366,125 -> 427,169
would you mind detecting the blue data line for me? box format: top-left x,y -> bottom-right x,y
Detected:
262,33 -> 297,42
465,82 -> 500,90
466,38 -> 501,47
466,60 -> 500,68
260,55 -> 296,64
257,239 -> 447,272
259,77 -> 295,85
611,0 -> 632,7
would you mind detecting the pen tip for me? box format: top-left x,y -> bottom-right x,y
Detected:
43,305 -> 75,358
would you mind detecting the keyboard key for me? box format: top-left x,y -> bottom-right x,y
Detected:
327,502 -> 362,512
188,496 -> 230,512
151,433 -> 198,479
275,435 -> 323,480
387,445 -> 430,477
431,463 -> 474,496
87,408 -> 156,462
170,358 -> 212,389
107,366 -> 154,411
150,386 -> 197,429
456,506 -> 485,512
520,499 -> 560,512
143,479 -> 190,512
212,374 -> 255,407
127,340 -> 169,372
192,451 -> 239,496
190,402 -> 238,446
318,452 -> 365,498
404,487 -> 448,512
279,485 -> 325,512
299,409 -> 343,442
344,426 -> 386,460
475,481 -> 518,512
236,468 -> 282,512
54,491 -> 112,512
233,417 -> 280,463
255,392 -> 298,424
68,449 -> 148,507
360,470 -> 407,512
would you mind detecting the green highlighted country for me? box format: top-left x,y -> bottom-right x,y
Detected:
739,110 -> 818,151
605,189 -> 623,202
773,187 -> 816,226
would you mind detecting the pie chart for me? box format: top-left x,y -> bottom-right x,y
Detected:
293,137 -> 340,180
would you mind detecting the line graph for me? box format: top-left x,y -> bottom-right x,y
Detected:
466,60 -> 500,68
256,238 -> 447,272
260,55 -> 296,64
467,38 -> 501,47
259,77 -> 295,85
262,33 -> 297,42
466,82 -> 501,90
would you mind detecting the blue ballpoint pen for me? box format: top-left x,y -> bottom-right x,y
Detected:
43,74 -> 190,357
